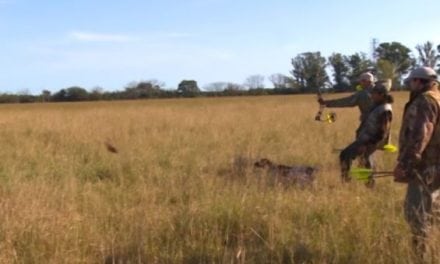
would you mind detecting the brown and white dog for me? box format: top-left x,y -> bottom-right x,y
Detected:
254,158 -> 317,187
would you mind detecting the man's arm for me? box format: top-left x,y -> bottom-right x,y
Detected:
324,93 -> 359,108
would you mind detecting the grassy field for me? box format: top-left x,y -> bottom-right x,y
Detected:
0,92 -> 435,263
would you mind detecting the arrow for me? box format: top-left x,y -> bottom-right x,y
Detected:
333,144 -> 398,154
350,167 -> 393,181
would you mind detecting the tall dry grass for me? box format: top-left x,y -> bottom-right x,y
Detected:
0,93 -> 434,263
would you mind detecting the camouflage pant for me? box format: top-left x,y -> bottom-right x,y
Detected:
339,141 -> 375,182
404,166 -> 440,256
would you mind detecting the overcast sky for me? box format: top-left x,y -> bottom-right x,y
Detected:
1,0 -> 440,93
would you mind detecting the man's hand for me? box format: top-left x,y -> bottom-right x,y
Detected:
394,163 -> 409,183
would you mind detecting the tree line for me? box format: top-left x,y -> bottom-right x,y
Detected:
2,40 -> 440,103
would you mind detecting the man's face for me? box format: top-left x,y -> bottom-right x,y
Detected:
409,79 -> 422,91
360,80 -> 372,89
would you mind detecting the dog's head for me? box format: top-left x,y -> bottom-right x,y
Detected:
254,158 -> 273,168
305,166 -> 319,176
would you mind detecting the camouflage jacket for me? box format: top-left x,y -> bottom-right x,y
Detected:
357,103 -> 392,148
324,86 -> 373,122
398,88 -> 440,171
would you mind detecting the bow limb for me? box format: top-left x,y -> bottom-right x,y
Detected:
315,89 -> 325,121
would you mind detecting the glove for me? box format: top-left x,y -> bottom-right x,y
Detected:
317,97 -> 325,105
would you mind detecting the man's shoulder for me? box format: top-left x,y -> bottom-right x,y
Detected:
411,91 -> 440,110
406,91 -> 440,119
423,90 -> 440,105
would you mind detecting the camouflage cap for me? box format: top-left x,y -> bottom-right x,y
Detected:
405,67 -> 438,82
372,79 -> 392,94
358,72 -> 374,82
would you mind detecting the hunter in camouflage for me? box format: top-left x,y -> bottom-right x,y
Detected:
320,72 -> 375,122
319,72 -> 376,169
339,79 -> 393,182
394,66 -> 440,257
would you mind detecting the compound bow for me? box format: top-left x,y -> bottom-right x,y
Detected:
315,89 -> 337,123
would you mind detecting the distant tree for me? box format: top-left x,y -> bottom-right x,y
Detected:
51,87 -> 88,101
124,79 -> 165,99
89,86 -> 104,100
65,86 -> 89,101
51,89 -> 67,101
145,79 -> 165,89
17,89 -> 34,103
345,52 -> 375,87
376,59 -> 399,89
136,81 -> 161,98
244,74 -> 265,89
376,59 -> 397,80
204,82 -> 228,92
328,53 -> 350,91
224,82 -> 244,91
0,94 -> 19,103
291,52 -> 329,92
291,56 -> 306,89
437,44 -> 440,73
177,80 -> 200,97
248,88 -> 268,96
268,73 -> 291,89
219,82 -> 246,96
416,41 -> 439,68
375,42 -> 415,82
41,90 -> 51,102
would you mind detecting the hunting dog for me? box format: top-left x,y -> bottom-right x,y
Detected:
254,158 -> 317,187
